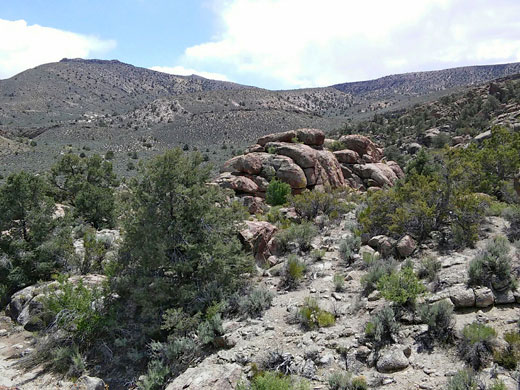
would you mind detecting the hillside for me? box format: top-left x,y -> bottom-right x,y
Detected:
1,59 -> 520,178
0,59 -> 247,134
333,73 -> 520,162
333,62 -> 520,100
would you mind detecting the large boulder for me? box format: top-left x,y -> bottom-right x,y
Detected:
315,150 -> 346,188
274,158 -> 308,189
213,173 -> 260,195
352,163 -> 399,188
239,221 -> 278,263
376,345 -> 409,373
474,287 -> 494,308
396,235 -> 416,258
264,142 -> 317,168
387,161 -> 405,179
338,135 -> 383,162
449,285 -> 476,308
166,363 -> 243,390
334,149 -> 361,164
221,153 -> 265,175
422,127 -> 441,146
295,128 -> 325,146
6,274 -> 106,330
257,128 -> 325,147
257,130 -> 297,146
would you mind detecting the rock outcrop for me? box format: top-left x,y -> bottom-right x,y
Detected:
214,129 -> 403,201
6,274 -> 106,331
239,221 -> 278,264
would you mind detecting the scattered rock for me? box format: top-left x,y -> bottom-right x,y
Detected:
77,376 -> 106,390
396,235 -> 416,258
474,287 -> 494,308
376,346 -> 409,373
449,285 -> 476,308
474,130 -> 492,142
239,221 -> 278,263
165,363 -> 243,390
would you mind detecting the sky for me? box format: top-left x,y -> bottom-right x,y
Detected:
1,0 -> 520,89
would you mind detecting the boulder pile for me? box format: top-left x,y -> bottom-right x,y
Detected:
334,134 -> 404,191
213,129 -> 404,206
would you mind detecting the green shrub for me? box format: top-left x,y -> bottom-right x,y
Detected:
359,148 -> 487,248
241,371 -> 309,390
328,371 -> 367,390
310,249 -> 326,262
432,133 -> 451,148
238,287 -> 275,318
276,222 -> 318,253
418,300 -> 454,344
339,235 -> 361,263
333,273 -> 345,292
494,331 -> 520,370
364,306 -> 399,349
289,188 -> 352,221
360,258 -> 397,295
503,206 -> 520,241
44,278 -> 105,345
80,227 -> 107,274
328,141 -> 346,152
0,171 -> 72,305
468,236 -> 514,292
197,313 -> 224,346
137,359 -> 169,390
445,369 -> 479,390
298,297 -> 335,330
262,206 -> 291,228
489,380 -> 507,390
377,266 -> 426,307
459,322 -> 497,370
50,344 -> 86,378
282,255 -> 306,289
418,255 -> 442,282
266,179 -> 291,206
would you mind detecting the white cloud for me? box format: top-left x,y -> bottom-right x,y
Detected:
149,65 -> 229,81
0,19 -> 116,79
180,0 -> 520,88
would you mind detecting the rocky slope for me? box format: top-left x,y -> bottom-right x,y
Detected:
166,213 -> 519,390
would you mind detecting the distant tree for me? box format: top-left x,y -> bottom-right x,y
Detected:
50,154 -> 118,228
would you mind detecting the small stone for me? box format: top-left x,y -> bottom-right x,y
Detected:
382,378 -> 395,385
0,329 -> 7,337
368,290 -> 381,301
319,354 -> 334,365
331,292 -> 342,301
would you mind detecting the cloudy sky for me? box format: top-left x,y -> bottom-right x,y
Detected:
1,0 -> 520,89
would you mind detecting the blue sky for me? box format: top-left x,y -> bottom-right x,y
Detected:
1,0 -> 215,71
1,0 -> 520,89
